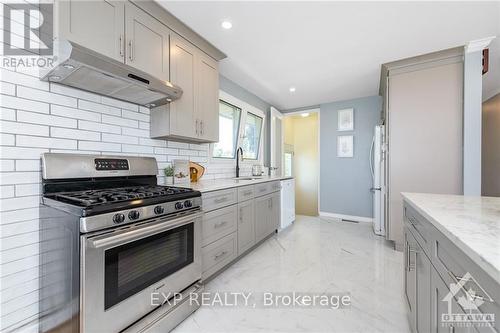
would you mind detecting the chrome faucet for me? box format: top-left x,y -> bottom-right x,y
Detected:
236,147 -> 243,178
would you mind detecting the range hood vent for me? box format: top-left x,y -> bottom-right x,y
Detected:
42,40 -> 182,107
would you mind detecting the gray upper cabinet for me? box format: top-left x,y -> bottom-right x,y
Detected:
168,34 -> 197,139
197,52 -> 219,142
125,2 -> 170,82
57,0 -> 125,62
150,33 -> 219,143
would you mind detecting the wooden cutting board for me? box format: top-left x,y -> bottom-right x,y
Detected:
189,162 -> 205,182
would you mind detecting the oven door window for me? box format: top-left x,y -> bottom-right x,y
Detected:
104,223 -> 194,309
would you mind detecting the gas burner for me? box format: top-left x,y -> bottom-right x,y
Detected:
53,186 -> 195,208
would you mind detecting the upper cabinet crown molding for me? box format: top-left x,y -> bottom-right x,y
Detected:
465,36 -> 496,54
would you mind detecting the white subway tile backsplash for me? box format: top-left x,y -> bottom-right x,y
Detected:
122,109 -> 150,122
17,111 -> 77,128
15,184 -> 41,197
1,133 -> 15,145
50,83 -> 101,103
122,144 -> 154,154
1,81 -> 16,96
51,104 -> 101,122
0,196 -> 40,212
102,114 -> 138,128
0,107 -> 16,121
139,137 -> 166,147
0,120 -> 49,136
154,147 -> 178,155
122,127 -> 149,138
78,99 -> 121,116
78,141 -> 121,152
17,86 -> 77,108
0,68 -> 49,91
101,96 -> 138,111
0,147 -> 48,160
17,135 -> 77,150
0,95 -> 50,114
102,133 -> 138,145
0,172 -> 41,185
78,120 -> 121,134
0,160 -> 15,172
139,121 -> 149,130
0,209 -> 39,225
15,160 -> 40,172
51,127 -> 101,141
168,141 -> 189,149
0,185 -> 15,199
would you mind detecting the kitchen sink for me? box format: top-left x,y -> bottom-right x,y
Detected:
232,176 -> 264,181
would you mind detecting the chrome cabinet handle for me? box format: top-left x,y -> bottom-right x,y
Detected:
195,119 -> 199,135
200,120 -> 204,136
214,197 -> 227,204
243,190 -> 252,196
214,250 -> 227,260
119,35 -> 124,57
129,40 -> 134,61
407,246 -> 419,271
214,220 -> 227,229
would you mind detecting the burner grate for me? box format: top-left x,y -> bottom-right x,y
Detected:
53,186 -> 193,207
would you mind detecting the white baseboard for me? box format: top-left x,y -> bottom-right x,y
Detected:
319,211 -> 373,224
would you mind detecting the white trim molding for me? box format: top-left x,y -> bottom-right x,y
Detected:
319,211 -> 373,224
465,36 -> 496,53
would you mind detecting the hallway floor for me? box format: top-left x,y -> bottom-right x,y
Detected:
173,215 -> 410,333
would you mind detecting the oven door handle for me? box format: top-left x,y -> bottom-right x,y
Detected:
87,212 -> 203,249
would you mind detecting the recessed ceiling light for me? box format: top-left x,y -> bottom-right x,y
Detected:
289,87 -> 296,93
301,113 -> 310,118
221,20 -> 232,29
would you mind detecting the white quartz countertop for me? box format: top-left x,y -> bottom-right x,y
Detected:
402,192 -> 500,284
185,176 -> 293,193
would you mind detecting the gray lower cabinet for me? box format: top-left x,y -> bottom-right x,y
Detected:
237,200 -> 255,254
201,181 -> 282,280
404,201 -> 500,333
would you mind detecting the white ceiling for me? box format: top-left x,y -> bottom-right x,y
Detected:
159,1 -> 500,110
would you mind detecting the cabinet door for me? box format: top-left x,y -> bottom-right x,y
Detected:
197,52 -> 219,142
269,193 -> 280,234
58,0 -> 125,62
254,195 -> 271,243
405,228 -> 417,331
169,34 -> 196,138
416,241 -> 432,333
238,200 -> 255,255
125,2 -> 170,81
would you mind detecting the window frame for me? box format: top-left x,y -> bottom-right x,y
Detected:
211,100 -> 242,160
210,90 -> 266,165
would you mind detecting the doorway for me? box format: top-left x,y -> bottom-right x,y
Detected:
283,111 -> 319,216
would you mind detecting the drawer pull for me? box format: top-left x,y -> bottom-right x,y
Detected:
243,190 -> 252,196
214,250 -> 227,260
214,221 -> 227,229
213,197 -> 228,204
259,188 -> 266,192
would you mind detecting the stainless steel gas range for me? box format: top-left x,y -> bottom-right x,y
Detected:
39,153 -> 203,333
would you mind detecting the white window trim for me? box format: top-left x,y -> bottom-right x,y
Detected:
209,90 -> 266,166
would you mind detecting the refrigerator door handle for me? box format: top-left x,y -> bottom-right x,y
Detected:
370,187 -> 382,192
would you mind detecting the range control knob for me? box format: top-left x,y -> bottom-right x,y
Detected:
154,206 -> 165,215
175,202 -> 184,210
113,213 -> 125,224
128,210 -> 140,220
184,200 -> 192,208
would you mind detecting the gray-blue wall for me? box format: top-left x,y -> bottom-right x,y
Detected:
320,95 -> 382,218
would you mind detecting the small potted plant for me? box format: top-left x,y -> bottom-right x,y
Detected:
164,165 -> 174,185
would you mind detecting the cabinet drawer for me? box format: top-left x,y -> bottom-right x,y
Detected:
404,204 -> 432,256
254,181 -> 281,197
202,188 -> 237,212
202,232 -> 237,280
238,185 -> 254,202
202,205 -> 237,246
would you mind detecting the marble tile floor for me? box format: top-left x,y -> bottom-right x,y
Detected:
173,215 -> 411,333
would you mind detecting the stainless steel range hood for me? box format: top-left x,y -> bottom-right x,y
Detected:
42,40 -> 182,107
